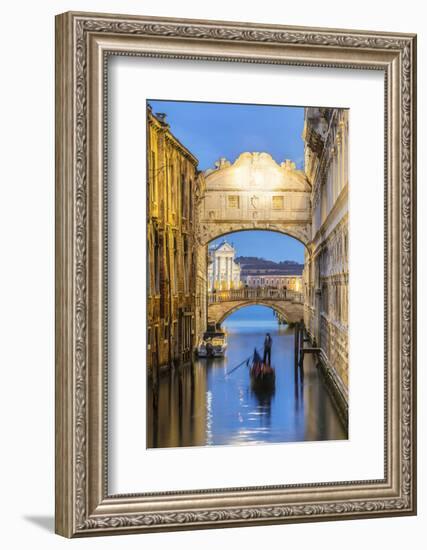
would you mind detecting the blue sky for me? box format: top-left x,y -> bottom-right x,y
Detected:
210,231 -> 304,264
148,100 -> 305,171
148,100 -> 305,263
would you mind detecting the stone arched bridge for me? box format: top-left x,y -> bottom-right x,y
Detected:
208,288 -> 304,325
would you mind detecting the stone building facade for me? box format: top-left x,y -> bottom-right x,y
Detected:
244,274 -> 302,292
147,106 -> 202,372
302,107 -> 349,401
208,240 -> 241,290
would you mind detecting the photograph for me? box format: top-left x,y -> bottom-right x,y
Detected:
146,100 -> 349,448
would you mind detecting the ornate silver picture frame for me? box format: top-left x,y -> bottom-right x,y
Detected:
55,11 -> 417,537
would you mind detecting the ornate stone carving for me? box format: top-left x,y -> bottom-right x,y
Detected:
250,195 -> 259,209
204,151 -> 310,191
214,157 -> 231,170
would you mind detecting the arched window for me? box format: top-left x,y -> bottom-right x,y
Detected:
321,282 -> 329,314
173,236 -> 178,294
150,149 -> 158,205
170,161 -> 175,215
154,230 -> 160,294
147,233 -> 152,296
183,236 -> 189,293
181,173 -> 186,219
188,179 -> 193,221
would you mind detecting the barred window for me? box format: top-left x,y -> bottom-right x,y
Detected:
227,195 -> 240,208
321,283 -> 329,314
272,196 -> 284,210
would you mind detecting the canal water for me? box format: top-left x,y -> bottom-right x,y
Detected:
147,306 -> 347,448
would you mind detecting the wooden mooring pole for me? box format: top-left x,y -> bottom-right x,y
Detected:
298,320 -> 304,369
294,322 -> 300,370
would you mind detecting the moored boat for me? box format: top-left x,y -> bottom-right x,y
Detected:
196,328 -> 228,358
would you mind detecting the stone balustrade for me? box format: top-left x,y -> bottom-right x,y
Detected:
208,287 -> 303,304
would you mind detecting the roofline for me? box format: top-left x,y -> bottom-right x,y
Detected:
147,108 -> 199,167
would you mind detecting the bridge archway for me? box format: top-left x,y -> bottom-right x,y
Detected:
205,227 -> 310,254
218,301 -> 292,325
209,298 -> 304,326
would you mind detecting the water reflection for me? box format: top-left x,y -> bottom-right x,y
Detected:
147,310 -> 347,448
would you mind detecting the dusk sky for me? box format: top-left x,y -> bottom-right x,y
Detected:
210,231 -> 304,264
148,99 -> 305,263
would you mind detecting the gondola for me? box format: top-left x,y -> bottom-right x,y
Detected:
250,348 -> 275,390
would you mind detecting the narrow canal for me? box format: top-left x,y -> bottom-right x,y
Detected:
147,306 -> 347,448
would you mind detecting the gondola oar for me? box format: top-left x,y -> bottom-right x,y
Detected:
224,347 -> 262,378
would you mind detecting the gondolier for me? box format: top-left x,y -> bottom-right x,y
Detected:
263,333 -> 272,365
250,348 -> 275,390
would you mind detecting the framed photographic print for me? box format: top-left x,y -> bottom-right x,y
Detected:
55,11 -> 417,537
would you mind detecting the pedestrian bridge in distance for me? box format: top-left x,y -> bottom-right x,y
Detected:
207,287 -> 304,326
